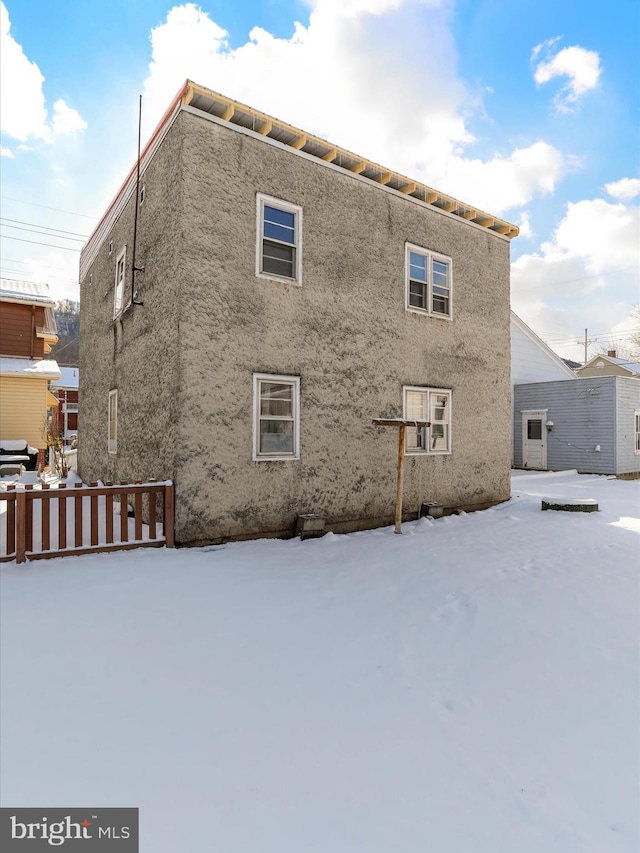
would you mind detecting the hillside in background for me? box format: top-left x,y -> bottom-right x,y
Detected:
50,299 -> 79,366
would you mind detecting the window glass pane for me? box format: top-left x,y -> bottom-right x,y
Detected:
406,391 -> 426,420
432,259 -> 449,285
260,382 -> 293,417
406,426 -> 425,450
431,294 -> 449,314
527,419 -> 542,440
260,420 -> 294,454
264,206 -> 295,229
430,394 -> 449,422
431,423 -> 448,451
264,221 -> 295,244
262,241 -> 294,277
409,281 -> 427,309
409,252 -> 427,282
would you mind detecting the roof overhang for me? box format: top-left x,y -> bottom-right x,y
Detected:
80,80 -> 519,280
182,81 -> 519,240
0,357 -> 61,380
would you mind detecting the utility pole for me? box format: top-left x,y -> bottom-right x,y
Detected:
579,328 -> 596,364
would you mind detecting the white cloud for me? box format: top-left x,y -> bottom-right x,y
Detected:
0,2 -> 87,143
532,39 -> 601,113
1,145 -> 14,158
51,99 -> 88,136
604,177 -> 640,201
13,251 -> 81,304
511,196 -> 639,362
139,1 -> 566,217
517,211 -> 533,240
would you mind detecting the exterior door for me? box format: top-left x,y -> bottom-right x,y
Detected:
522,410 -> 547,469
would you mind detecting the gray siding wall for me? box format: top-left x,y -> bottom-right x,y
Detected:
514,378 -> 618,474
615,377 -> 640,474
80,108 -> 513,544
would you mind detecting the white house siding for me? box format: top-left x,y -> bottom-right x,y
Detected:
514,377 -> 640,475
510,319 -> 576,386
615,377 -> 640,474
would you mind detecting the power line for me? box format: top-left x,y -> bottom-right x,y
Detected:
544,326 -> 636,344
0,266 -> 80,286
1,223 -> 86,243
1,235 -> 81,252
1,217 -> 89,239
0,195 -> 97,221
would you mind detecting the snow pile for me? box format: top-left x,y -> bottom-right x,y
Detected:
1,471 -> 638,852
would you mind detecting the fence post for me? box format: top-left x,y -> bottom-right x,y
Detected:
164,483 -> 175,548
16,490 -> 26,564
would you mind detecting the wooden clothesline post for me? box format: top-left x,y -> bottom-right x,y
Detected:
372,418 -> 430,534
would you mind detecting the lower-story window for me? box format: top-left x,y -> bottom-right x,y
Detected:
635,410 -> 640,454
403,386 -> 452,454
108,389 -> 118,454
253,373 -> 300,460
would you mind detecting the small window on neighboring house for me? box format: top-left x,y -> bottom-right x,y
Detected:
109,240 -> 113,255
635,411 -> 640,454
596,361 -> 604,368
108,390 -> 118,454
253,374 -> 300,460
403,386 -> 452,454
139,184 -> 145,204
405,244 -> 452,318
114,248 -> 126,318
256,194 -> 302,283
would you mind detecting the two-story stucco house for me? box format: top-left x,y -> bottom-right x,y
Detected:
79,81 -> 519,545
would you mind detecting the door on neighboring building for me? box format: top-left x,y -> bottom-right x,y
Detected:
522,410 -> 547,469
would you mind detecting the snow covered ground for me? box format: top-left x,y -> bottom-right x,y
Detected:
1,470 -> 638,852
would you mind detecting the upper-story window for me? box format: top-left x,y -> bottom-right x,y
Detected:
406,243 -> 452,318
114,248 -> 126,318
256,194 -> 302,283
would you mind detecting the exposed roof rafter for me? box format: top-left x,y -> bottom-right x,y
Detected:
182,81 -> 519,240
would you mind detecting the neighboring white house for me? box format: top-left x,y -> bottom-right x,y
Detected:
510,312 -> 575,466
511,311 -> 576,386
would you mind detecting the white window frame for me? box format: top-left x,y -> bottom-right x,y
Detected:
253,373 -> 300,461
108,390 -> 118,455
405,243 -> 452,319
256,194 -> 302,284
403,386 -> 452,455
635,410 -> 640,455
114,247 -> 126,319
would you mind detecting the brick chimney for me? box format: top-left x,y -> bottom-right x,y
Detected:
607,350 -> 617,357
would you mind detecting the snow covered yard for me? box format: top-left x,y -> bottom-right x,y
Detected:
1,471 -> 638,852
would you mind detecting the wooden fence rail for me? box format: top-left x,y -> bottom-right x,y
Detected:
0,480 -> 174,564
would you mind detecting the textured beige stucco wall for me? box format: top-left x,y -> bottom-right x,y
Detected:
78,118 -> 184,487
79,108 -> 512,544
172,110 -> 512,543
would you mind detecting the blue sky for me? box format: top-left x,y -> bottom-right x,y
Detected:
1,0 -> 638,363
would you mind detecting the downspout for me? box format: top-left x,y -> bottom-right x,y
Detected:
131,94 -> 144,308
